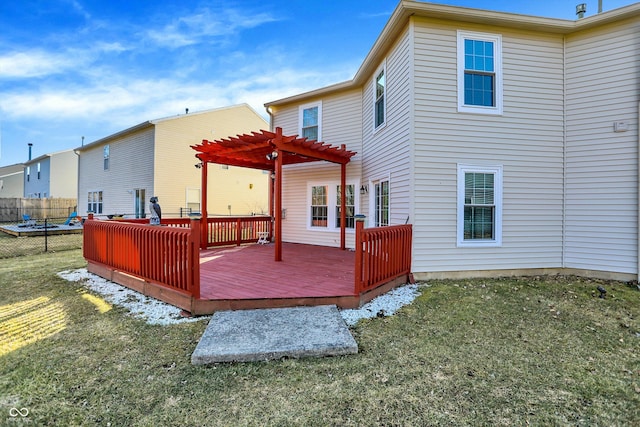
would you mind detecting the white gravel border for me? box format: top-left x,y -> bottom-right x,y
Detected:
340,284 -> 422,326
57,269 -> 208,326
58,269 -> 422,326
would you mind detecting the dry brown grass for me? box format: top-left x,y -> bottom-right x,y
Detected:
1,251 -> 639,425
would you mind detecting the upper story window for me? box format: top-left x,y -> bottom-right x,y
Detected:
103,145 -> 110,170
37,162 -> 41,180
374,65 -> 386,129
457,31 -> 502,115
26,166 -> 30,182
457,164 -> 503,247
299,102 -> 322,141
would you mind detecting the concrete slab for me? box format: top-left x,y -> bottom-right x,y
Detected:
191,305 -> 358,364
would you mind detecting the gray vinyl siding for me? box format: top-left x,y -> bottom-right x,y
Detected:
272,89 -> 363,247
564,19 -> 640,274
78,127 -> 155,216
411,18 -> 565,273
362,26 -> 413,227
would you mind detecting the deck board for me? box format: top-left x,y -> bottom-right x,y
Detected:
198,243 -> 355,300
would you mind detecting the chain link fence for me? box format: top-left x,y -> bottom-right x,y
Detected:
0,217 -> 83,259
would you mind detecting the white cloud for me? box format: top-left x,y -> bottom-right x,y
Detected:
0,50 -> 83,79
146,6 -> 279,48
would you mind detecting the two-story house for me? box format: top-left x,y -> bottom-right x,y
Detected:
0,163 -> 24,198
263,1 -> 640,281
76,104 -> 270,218
23,150 -> 78,199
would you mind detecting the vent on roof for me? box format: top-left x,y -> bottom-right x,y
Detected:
576,3 -> 587,18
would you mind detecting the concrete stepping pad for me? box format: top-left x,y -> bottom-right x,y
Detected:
191,305 -> 358,364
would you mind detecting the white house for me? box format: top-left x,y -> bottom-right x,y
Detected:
263,1 -> 640,281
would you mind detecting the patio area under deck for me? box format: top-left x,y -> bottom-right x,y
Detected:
193,242 -> 407,313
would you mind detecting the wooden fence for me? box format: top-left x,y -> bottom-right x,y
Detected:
0,198 -> 77,223
354,221 -> 413,294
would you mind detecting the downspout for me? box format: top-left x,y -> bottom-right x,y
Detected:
637,102 -> 640,281
73,149 -> 80,215
562,35 -> 567,270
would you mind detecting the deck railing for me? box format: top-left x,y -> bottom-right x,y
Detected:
83,218 -> 201,298
354,221 -> 413,294
203,216 -> 271,247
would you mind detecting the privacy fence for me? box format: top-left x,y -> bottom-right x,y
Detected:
0,198 -> 77,223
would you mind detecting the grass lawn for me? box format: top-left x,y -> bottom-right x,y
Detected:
1,249 -> 639,426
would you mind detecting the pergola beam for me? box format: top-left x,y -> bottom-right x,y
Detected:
192,127 -> 356,261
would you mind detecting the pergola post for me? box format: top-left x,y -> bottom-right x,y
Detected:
340,158 -> 346,250
274,148 -> 283,262
200,160 -> 208,250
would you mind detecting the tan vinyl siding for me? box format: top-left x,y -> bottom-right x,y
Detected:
564,19 -> 640,274
78,127 -> 155,216
362,26 -> 413,227
153,105 -> 269,217
272,90 -> 363,247
411,18 -> 565,273
49,151 -> 78,199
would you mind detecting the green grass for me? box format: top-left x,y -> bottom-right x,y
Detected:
0,230 -> 82,259
1,250 -> 640,426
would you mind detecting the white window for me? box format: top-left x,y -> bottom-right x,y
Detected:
134,188 -> 146,218
373,179 -> 389,227
336,184 -> 355,229
26,166 -> 30,182
88,190 -> 103,214
37,162 -> 41,180
374,64 -> 386,129
457,31 -> 502,115
457,164 -> 502,247
308,182 -> 358,231
103,145 -> 110,170
299,102 -> 322,141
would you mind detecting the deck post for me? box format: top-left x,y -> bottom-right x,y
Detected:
340,156 -> 346,250
190,218 -> 201,299
354,215 -> 366,294
200,160 -> 208,249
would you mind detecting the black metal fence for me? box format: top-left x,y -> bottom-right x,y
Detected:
0,217 -> 83,259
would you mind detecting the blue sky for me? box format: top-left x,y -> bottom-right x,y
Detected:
0,0 -> 636,166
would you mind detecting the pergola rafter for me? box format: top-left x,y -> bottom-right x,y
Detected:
191,127 -> 357,261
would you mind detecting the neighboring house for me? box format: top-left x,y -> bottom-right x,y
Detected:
24,150 -> 78,199
0,163 -> 24,198
76,104 -> 269,218
264,1 -> 640,281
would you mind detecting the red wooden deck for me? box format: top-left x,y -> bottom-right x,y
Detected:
198,243 -> 355,300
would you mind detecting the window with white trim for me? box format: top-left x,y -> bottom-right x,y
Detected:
26,166 -> 30,182
457,31 -> 502,115
308,182 -> 358,231
88,190 -> 103,214
37,162 -> 41,179
374,64 -> 386,129
299,102 -> 322,141
336,184 -> 355,229
103,145 -> 110,170
373,179 -> 389,227
457,164 -> 502,247
310,185 -> 328,227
